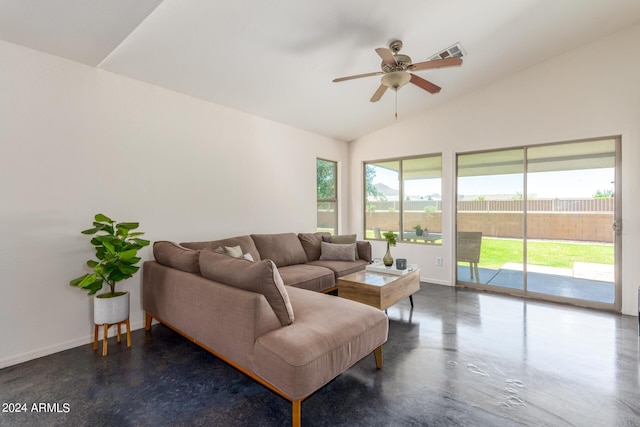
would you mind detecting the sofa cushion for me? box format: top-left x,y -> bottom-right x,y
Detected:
153,241 -> 200,274
181,235 -> 261,262
319,242 -> 357,262
252,286 -> 388,400
307,259 -> 369,278
277,264 -> 335,292
297,232 -> 331,262
199,249 -> 294,326
251,233 -> 308,268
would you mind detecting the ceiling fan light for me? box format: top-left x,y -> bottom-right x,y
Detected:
381,71 -> 411,89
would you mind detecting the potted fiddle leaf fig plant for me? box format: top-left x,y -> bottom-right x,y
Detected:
382,230 -> 397,267
70,213 -> 149,327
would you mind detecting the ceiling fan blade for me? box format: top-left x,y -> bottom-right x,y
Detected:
333,71 -> 383,83
375,47 -> 397,67
370,85 -> 388,102
410,74 -> 441,94
409,57 -> 462,71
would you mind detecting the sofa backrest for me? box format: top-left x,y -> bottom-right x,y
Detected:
199,249 -> 295,326
181,235 -> 261,262
298,233 -> 373,263
250,233 -> 308,268
297,232 -> 331,262
153,241 -> 201,274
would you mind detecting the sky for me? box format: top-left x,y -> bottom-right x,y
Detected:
373,167 -> 615,199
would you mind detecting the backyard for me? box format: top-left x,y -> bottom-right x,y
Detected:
476,237 -> 613,269
360,231 -> 614,270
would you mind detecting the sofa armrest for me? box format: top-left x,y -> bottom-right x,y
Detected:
143,261 -> 282,368
356,241 -> 372,262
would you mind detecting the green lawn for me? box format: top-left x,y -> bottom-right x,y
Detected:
362,230 -> 613,269
478,237 -> 613,269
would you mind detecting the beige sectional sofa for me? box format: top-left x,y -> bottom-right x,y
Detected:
143,232 -> 388,426
181,232 -> 372,292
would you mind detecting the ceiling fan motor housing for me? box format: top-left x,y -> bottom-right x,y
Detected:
381,53 -> 412,73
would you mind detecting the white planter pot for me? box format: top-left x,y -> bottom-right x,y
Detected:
94,292 -> 129,324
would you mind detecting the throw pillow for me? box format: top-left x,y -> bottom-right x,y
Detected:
153,241 -> 200,274
199,249 -> 294,326
319,241 -> 357,262
322,233 -> 360,259
181,235 -> 261,263
213,245 -> 253,261
224,245 -> 243,258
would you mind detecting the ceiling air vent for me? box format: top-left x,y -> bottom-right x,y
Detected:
429,42 -> 466,61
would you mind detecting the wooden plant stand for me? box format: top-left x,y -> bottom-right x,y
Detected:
93,318 -> 131,356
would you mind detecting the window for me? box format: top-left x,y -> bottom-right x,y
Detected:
317,158 -> 338,234
364,154 -> 442,244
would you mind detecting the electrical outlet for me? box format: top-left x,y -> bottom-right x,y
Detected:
436,257 -> 443,267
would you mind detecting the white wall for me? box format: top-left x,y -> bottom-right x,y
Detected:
349,23 -> 640,316
0,40 -> 349,368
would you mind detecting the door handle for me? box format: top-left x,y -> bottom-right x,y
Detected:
612,219 -> 622,234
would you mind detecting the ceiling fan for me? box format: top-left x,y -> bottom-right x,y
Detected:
332,40 -> 462,103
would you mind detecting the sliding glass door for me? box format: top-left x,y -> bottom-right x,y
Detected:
525,140 -> 617,306
456,137 -> 620,310
456,149 -> 525,292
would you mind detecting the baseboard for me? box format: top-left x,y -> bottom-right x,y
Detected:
0,319 -> 145,369
420,277 -> 452,287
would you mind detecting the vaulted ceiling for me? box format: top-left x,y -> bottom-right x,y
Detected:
2,0 -> 640,142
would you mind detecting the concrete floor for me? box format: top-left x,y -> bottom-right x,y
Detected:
1,283 -> 639,426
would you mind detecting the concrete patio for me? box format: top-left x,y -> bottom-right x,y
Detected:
457,262 -> 615,304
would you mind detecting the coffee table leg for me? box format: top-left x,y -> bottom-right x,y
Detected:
409,295 -> 414,308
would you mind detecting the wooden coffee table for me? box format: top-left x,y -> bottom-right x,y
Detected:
337,268 -> 420,311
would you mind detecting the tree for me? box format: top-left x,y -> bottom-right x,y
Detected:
365,164 -> 386,201
593,189 -> 614,198
316,159 -> 336,199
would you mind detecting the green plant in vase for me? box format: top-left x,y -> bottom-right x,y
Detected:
70,213 -> 150,297
382,230 -> 397,267
70,213 -> 150,356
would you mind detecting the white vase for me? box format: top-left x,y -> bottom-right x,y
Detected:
94,292 -> 129,325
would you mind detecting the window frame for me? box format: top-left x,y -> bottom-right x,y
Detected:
363,153 -> 442,245
316,158 -> 338,235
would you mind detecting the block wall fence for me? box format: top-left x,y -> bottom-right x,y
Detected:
357,211 -> 613,243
